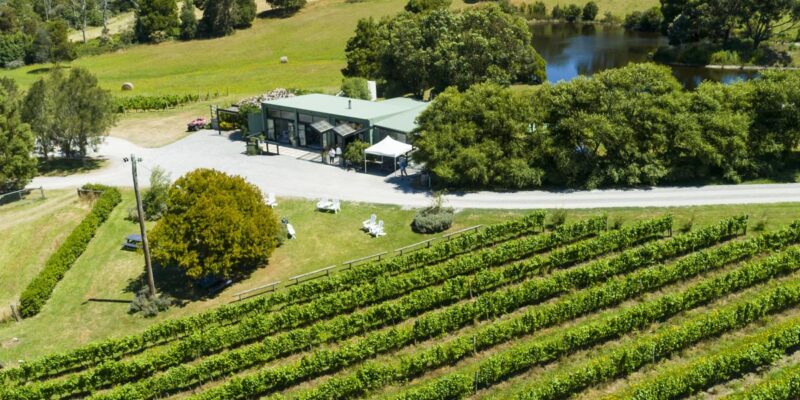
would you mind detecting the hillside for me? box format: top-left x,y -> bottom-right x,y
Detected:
1,0 -> 658,97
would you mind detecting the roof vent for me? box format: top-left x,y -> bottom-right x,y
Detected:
348,99 -> 352,109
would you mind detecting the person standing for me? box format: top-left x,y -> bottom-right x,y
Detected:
335,145 -> 343,167
328,147 -> 336,165
399,156 -> 408,177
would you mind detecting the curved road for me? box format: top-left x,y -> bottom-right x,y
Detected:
32,131 -> 800,209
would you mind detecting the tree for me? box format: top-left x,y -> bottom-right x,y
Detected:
341,77 -> 371,100
179,0 -> 198,40
56,68 -> 117,158
0,82 -> 37,193
344,5 -> 546,97
26,20 -> 76,64
740,0 -> 800,49
342,17 -> 385,80
149,169 -> 281,280
134,0 -> 178,43
526,1 -> 547,20
142,166 -> 171,220
405,0 -> 451,13
0,32 -> 27,67
233,0 -> 256,28
563,4 -> 582,22
582,1 -> 599,21
265,0 -> 306,15
551,4 -> 562,19
22,75 -> 59,157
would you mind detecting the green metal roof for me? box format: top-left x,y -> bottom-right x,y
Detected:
373,104 -> 429,133
263,94 -> 428,129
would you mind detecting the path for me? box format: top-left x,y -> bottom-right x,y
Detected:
31,130 -> 800,210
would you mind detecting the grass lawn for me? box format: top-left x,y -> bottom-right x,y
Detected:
0,193 -> 799,362
0,190 -> 90,315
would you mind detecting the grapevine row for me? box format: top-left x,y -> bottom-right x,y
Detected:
513,283 -> 800,399
188,219 -> 781,400
296,230 -> 800,400
0,211 -> 546,384
723,359 -> 800,400
29,215 -> 659,400
619,308 -> 800,399
3,215 -> 610,399
388,242 -> 800,400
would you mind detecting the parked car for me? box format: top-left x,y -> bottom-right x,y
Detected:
187,117 -> 207,132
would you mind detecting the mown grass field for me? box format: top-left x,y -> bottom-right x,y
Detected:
1,203 -> 800,400
0,191 -> 90,312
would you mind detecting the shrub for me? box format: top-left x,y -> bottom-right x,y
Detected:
524,1 -> 547,20
129,287 -> 176,317
709,50 -> 742,65
344,140 -> 369,168
18,185 -> 122,317
679,215 -> 695,233
412,191 -> 454,233
143,166 -> 171,221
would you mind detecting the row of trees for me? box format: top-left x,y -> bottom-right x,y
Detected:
660,0 -> 800,49
412,63 -> 800,189
135,0 -> 257,42
342,4 -> 546,98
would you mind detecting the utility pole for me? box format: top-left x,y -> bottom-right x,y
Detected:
126,154 -> 157,297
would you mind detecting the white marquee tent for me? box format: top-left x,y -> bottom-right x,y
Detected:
363,136 -> 413,173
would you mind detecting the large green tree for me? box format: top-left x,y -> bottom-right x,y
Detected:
134,0 -> 178,43
179,0 -> 198,40
344,4 -> 546,98
0,81 -> 37,192
265,0 -> 306,15
150,169 -> 281,279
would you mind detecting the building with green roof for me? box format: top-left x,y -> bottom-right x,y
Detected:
259,94 -> 428,150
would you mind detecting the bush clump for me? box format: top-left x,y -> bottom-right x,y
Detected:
18,184 -> 122,317
129,287 -> 176,317
412,191 -> 454,234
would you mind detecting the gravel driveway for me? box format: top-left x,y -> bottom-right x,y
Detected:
31,130 -> 800,209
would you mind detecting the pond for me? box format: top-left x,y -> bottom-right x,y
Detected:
530,22 -> 759,89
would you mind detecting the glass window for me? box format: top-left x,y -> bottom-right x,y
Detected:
280,111 -> 295,120
299,113 -> 312,123
268,109 -> 280,118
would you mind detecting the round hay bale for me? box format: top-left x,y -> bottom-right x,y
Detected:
121,82 -> 134,91
279,56 -> 288,64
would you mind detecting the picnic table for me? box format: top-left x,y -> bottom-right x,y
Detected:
122,234 -> 143,250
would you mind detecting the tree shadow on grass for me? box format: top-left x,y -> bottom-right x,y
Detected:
124,262 -> 259,305
27,65 -> 71,75
257,8 -> 300,19
37,157 -> 107,177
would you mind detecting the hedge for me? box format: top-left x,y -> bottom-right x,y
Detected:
17,185 -> 121,318
723,360 -> 800,400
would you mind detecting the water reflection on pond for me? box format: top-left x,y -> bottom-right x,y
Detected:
529,22 -> 759,89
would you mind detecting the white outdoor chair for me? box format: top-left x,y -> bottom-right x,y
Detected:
286,223 -> 296,239
370,220 -> 386,237
362,214 -> 377,231
316,197 -> 331,211
331,199 -> 341,214
266,193 -> 278,208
